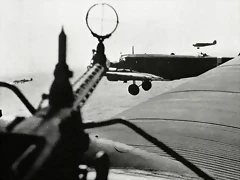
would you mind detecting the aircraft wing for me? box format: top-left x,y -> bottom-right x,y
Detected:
106,71 -> 166,81
87,55 -> 240,180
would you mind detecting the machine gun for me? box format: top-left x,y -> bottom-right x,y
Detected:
0,31 -> 109,180
0,4 -> 215,180
0,4 -> 118,180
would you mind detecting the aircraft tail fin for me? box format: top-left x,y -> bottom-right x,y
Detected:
213,40 -> 217,44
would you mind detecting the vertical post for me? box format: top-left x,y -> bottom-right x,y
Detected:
59,27 -> 67,63
48,27 -> 74,111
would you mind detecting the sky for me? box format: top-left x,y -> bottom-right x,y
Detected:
0,0 -> 240,77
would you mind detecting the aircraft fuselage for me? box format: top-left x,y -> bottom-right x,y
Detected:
111,54 -> 233,80
193,40 -> 217,48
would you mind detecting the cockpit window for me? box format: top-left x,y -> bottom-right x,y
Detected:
119,55 -> 127,62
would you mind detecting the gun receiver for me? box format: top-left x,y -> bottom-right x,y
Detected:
0,29 -> 109,180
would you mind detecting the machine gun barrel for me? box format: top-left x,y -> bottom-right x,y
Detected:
73,63 -> 106,110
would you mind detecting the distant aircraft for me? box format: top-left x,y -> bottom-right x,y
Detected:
193,40 -> 217,49
13,78 -> 33,84
106,46 -> 233,95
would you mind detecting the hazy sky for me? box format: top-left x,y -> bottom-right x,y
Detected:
0,0 -> 240,77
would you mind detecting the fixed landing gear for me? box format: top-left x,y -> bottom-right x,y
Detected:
128,84 -> 139,96
142,80 -> 152,91
128,80 -> 152,95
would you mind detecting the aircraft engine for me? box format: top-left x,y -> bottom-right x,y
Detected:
142,80 -> 152,91
128,84 -> 139,95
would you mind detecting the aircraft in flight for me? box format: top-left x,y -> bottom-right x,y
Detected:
13,78 -> 33,84
87,54 -> 240,180
0,4 -> 239,180
106,47 -> 233,95
1,30 -> 239,180
2,27 -> 238,180
193,40 -> 217,49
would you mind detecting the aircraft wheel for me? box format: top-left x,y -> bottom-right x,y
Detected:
142,80 -> 152,91
128,84 -> 139,95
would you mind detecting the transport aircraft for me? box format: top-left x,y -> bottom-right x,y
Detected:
0,4 -> 239,180
193,40 -> 217,49
106,46 -> 233,95
87,53 -> 240,180
0,28 -> 239,180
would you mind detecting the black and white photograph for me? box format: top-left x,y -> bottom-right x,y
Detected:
0,0 -> 240,179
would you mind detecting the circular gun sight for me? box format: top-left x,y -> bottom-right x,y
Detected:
86,3 -> 119,42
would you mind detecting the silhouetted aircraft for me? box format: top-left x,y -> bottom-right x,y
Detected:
13,78 -> 33,84
193,40 -> 217,49
107,47 -> 233,95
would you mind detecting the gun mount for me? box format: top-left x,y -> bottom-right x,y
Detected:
0,4 -> 215,180
0,4 -> 114,179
